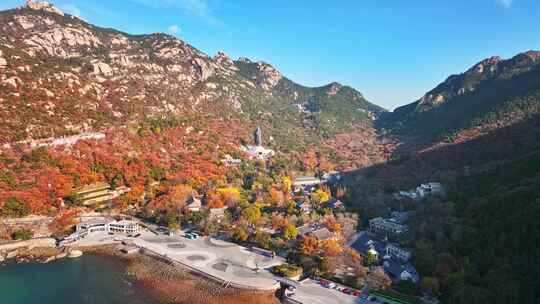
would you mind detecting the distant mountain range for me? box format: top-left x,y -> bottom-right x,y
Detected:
1,1 -> 539,168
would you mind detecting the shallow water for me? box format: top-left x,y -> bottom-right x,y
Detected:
0,254 -> 148,304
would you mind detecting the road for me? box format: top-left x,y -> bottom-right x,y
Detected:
288,279 -> 361,304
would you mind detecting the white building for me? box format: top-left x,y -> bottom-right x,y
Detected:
107,220 -> 140,234
369,217 -> 409,236
209,206 -> 228,220
296,202 -> 312,213
416,182 -> 444,198
221,154 -> 242,166
385,243 -> 411,261
60,219 -> 140,246
322,171 -> 342,183
241,145 -> 275,160
186,196 -> 202,212
292,176 -> 324,192
395,182 -> 445,201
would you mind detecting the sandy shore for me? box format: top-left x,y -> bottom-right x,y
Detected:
78,245 -> 281,304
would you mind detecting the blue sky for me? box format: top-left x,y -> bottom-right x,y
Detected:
2,0 -> 540,109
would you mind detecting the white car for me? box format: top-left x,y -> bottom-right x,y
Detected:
335,286 -> 345,292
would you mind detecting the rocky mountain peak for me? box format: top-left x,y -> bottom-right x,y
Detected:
25,0 -> 64,16
523,50 -> 540,59
509,50 -> 540,66
416,51 -> 540,110
237,57 -> 252,64
326,82 -> 343,95
466,56 -> 502,75
253,61 -> 282,91
213,51 -> 237,70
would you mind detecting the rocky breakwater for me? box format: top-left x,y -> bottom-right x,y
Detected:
0,238 -> 65,264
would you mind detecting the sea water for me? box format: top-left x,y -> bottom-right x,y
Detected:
0,254 -> 148,304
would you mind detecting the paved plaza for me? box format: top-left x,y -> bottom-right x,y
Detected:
132,231 -> 284,290
71,224 -> 362,302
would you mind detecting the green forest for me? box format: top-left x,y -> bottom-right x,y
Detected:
410,152 -> 540,304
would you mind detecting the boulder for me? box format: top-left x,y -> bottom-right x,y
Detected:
92,62 -> 113,77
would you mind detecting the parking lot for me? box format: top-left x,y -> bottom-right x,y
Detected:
287,278 -> 366,304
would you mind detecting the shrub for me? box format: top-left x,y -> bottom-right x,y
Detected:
12,229 -> 33,241
272,264 -> 302,278
1,197 -> 29,218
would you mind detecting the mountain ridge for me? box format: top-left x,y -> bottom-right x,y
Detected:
0,1 -> 390,169
379,49 -> 540,151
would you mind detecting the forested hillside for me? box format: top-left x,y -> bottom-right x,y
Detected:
0,3 -> 390,171
380,51 -> 540,149
344,50 -> 540,303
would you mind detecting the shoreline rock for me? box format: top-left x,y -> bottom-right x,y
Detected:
0,238 -> 60,265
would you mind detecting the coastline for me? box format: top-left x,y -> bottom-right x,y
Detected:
0,238 -> 62,264
75,245 -> 281,304
1,241 -> 280,303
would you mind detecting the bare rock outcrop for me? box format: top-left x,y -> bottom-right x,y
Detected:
326,82 -> 342,96
26,0 -> 64,16
254,62 -> 282,91
92,62 -> 113,77
0,50 -> 7,68
214,51 -> 237,70
466,56 -> 501,76
192,58 -> 215,81
24,26 -> 102,57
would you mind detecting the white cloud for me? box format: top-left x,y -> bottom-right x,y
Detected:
496,0 -> 513,8
168,24 -> 181,34
130,0 -> 223,27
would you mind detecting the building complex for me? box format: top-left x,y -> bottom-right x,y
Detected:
60,219 -> 140,246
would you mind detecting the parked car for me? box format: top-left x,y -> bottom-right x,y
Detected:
320,280 -> 335,289
184,233 -> 199,239
352,290 -> 362,297
342,288 -> 353,294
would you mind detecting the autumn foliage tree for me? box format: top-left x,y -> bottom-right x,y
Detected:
217,187 -> 242,207
301,149 -> 318,172
320,239 -> 343,257
367,267 -> 392,290
242,204 -> 262,225
268,187 -> 285,206
300,236 -> 319,256
232,224 -> 249,242
206,192 -> 225,209
282,223 -> 298,241
49,209 -> 81,237
324,215 -> 342,234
